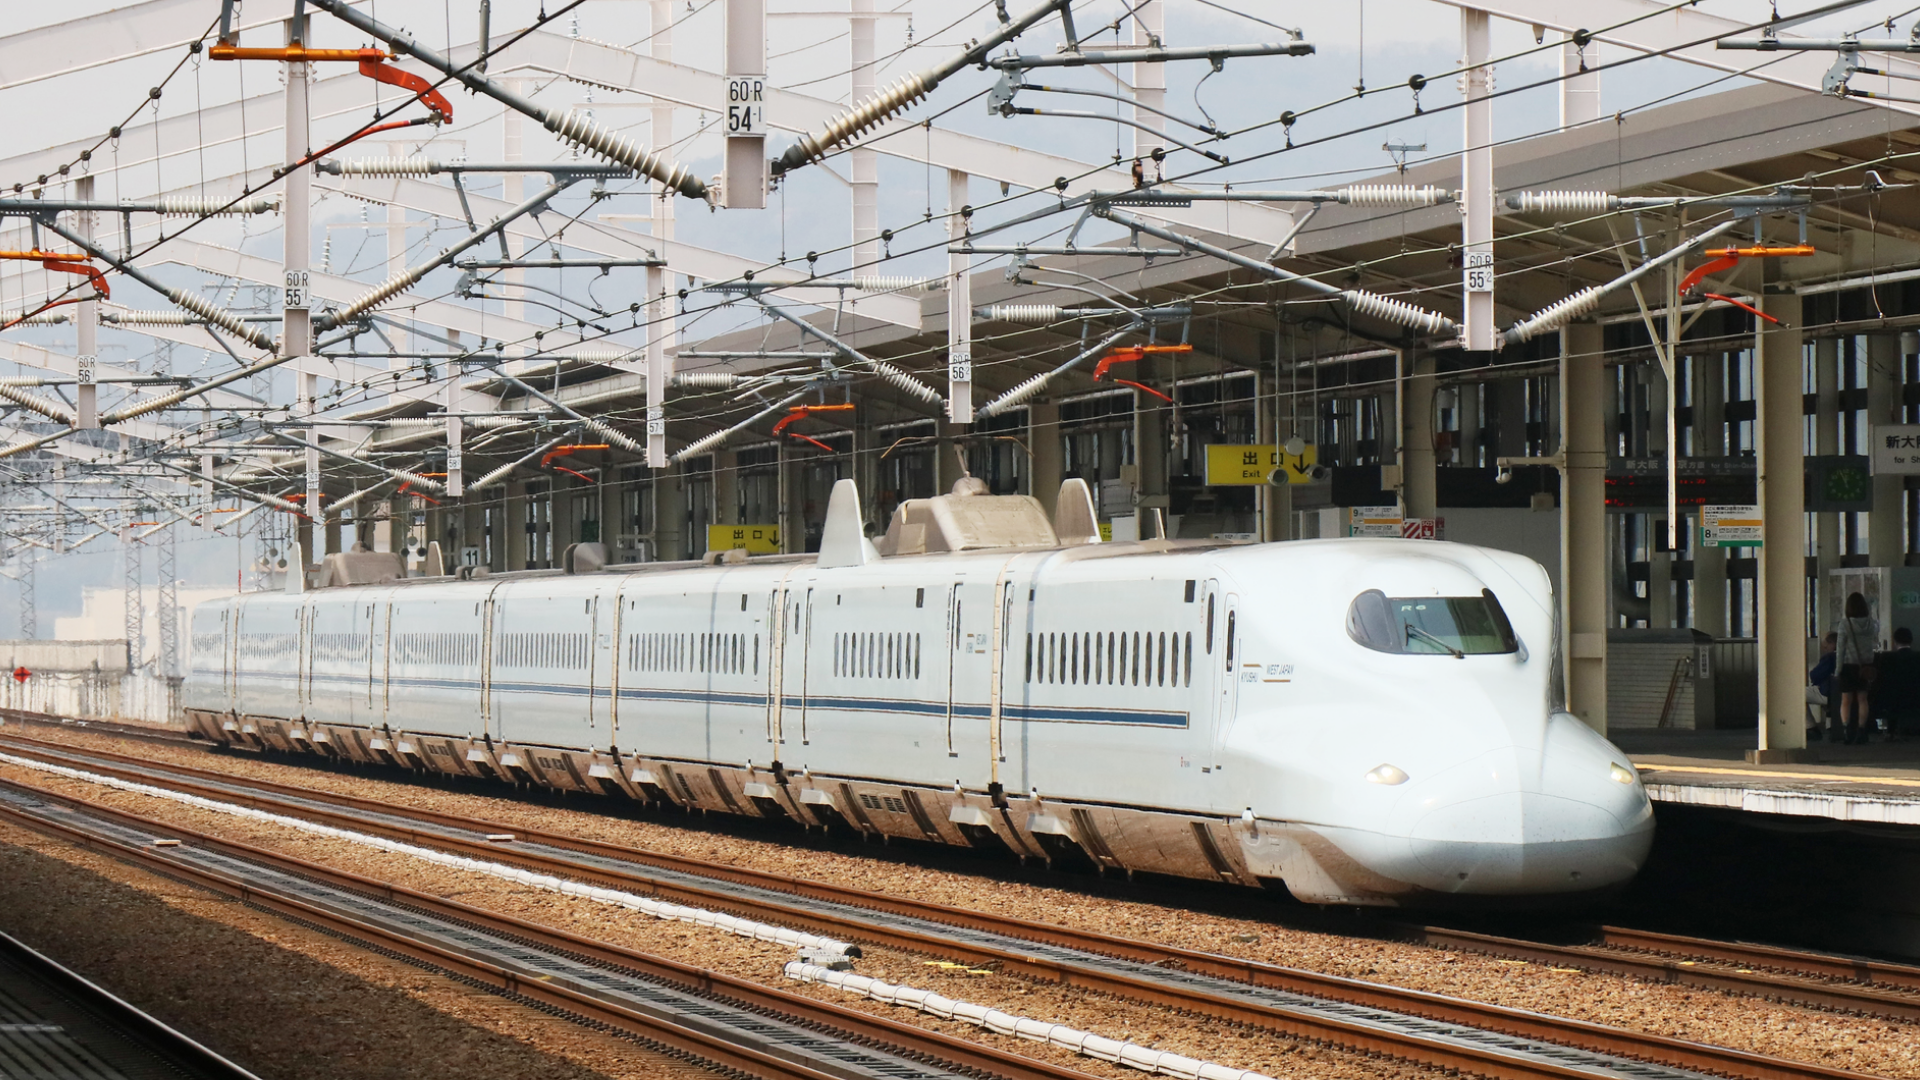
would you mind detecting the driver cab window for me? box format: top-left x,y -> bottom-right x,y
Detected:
1347,588 -> 1517,656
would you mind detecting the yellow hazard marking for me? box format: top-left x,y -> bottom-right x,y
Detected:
1634,763 -> 1920,789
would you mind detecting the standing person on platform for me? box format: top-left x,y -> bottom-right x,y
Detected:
1874,627 -> 1920,741
1835,592 -> 1880,746
1809,632 -> 1839,742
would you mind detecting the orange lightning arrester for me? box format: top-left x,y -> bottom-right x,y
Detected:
0,251 -> 110,331
539,446 -> 609,483
1093,343 -> 1192,401
773,403 -> 856,451
1680,244 -> 1815,325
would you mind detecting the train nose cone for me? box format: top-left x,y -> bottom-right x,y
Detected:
1398,717 -> 1653,895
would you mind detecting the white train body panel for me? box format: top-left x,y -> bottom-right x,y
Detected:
184,536 -> 1654,905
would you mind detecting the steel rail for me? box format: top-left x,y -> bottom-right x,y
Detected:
1399,924 -> 1920,1023
0,774 -> 1098,1080
0,927 -> 266,1079
0,732 -> 1885,1080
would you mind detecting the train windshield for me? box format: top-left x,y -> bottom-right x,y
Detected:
1346,589 -> 1518,657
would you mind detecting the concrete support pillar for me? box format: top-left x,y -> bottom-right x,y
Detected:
1133,356 -> 1170,506
1560,36 -> 1601,128
1815,338 -> 1841,626
551,481 -> 576,554
323,517 -> 342,559
1402,353 -> 1437,520
1647,358 -> 1671,627
1460,9 -> 1495,352
1870,334 -> 1904,568
1754,288 -> 1807,761
1693,352 -> 1728,635
935,421 -> 966,495
1030,401 -> 1063,518
1133,1 -> 1165,158
658,464 -> 688,561
462,502 -> 484,568
778,440 -> 797,553
713,451 -> 739,526
504,483 -> 528,570
1561,322 -> 1608,733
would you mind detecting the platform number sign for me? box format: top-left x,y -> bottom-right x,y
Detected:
727,77 -> 765,134
283,269 -> 310,312
1463,251 -> 1494,294
948,344 -> 972,384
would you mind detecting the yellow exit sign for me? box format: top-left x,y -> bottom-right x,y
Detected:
1203,444 -> 1317,485
707,524 -> 781,554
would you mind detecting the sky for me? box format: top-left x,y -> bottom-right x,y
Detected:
3,0 -> 1917,634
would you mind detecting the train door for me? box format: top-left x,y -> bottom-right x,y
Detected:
1208,584 -> 1241,766
481,587 -> 498,740
298,599 -> 314,713
375,594 -> 395,724
945,580 -> 995,775
588,594 -> 618,734
221,607 -> 236,704
779,588 -> 813,749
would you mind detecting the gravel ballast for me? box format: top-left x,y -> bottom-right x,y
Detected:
8,724 -> 1920,1078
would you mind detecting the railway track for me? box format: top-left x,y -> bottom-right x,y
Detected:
0,732 -> 1889,1080
0,924 -> 265,1079
0,773 -> 1104,1080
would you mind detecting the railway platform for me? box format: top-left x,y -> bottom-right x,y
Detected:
1615,730 -> 1920,827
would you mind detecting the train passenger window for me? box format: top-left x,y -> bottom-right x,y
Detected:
1183,632 -> 1193,686
1158,632 -> 1167,686
1345,588 -> 1518,656
1133,631 -> 1142,685
1070,634 -> 1079,685
1205,595 -> 1215,653
754,634 -> 760,675
1225,613 -> 1236,670
1025,634 -> 1033,682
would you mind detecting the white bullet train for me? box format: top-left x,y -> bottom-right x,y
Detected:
183,477 -> 1654,906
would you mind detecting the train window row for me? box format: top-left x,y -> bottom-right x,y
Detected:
833,631 -> 921,680
1025,630 -> 1193,689
496,632 -> 589,670
190,632 -> 223,657
629,631 -> 755,676
237,632 -> 299,660
312,632 -> 368,661
391,632 -> 482,667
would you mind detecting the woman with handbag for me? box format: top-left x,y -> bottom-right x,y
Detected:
1836,591 -> 1880,746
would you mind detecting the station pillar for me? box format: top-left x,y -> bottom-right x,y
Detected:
1029,401 -> 1063,518
1402,351 -> 1437,521
1693,351 -> 1728,636
1814,338 -> 1840,627
1869,334 -> 1904,570
504,482 -> 529,570
712,450 -> 739,527
1753,287 -> 1808,762
1560,321 -> 1608,734
658,464 -> 689,561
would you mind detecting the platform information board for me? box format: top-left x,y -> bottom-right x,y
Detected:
1700,505 -> 1762,548
708,524 -> 780,554
1349,505 -> 1402,538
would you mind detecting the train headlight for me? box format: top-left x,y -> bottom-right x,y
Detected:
1365,764 -> 1409,786
1609,763 -> 1636,785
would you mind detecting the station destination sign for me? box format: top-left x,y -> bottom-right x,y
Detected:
1604,457 -> 1754,511
1874,425 -> 1920,475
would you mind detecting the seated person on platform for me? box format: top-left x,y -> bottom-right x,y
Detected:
1875,627 -> 1920,740
1809,632 -> 1839,742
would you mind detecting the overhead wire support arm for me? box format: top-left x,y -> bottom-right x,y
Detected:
770,0 -> 1075,177
490,370 -> 644,455
314,179 -> 569,331
987,40 -> 1315,70
300,0 -> 708,201
1094,207 -> 1459,336
751,298 -> 945,406
1501,218 -> 1743,346
34,218 -> 275,352
267,430 -> 446,494
671,390 -> 813,464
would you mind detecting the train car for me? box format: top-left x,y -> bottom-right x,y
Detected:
183,477 -> 1653,906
